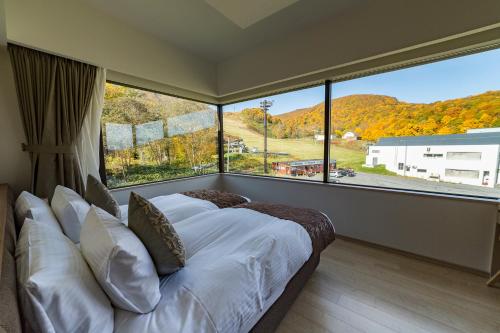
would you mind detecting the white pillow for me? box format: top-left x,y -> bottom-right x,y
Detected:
80,206 -> 161,313
51,185 -> 90,243
15,191 -> 61,231
16,219 -> 114,333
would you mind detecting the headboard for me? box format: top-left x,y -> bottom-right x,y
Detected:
0,184 -> 22,333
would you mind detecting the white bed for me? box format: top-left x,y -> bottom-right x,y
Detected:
14,189 -> 317,333
119,193 -> 219,224
114,208 -> 313,333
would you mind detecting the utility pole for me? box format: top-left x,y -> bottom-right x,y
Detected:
226,137 -> 230,172
260,100 -> 273,174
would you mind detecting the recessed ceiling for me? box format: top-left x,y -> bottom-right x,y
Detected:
205,0 -> 299,29
81,0 -> 365,62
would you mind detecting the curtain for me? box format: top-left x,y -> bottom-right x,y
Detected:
8,44 -> 97,198
76,68 -> 106,186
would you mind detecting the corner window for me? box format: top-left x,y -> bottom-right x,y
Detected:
328,48 -> 500,198
102,83 -> 218,188
223,85 -> 325,180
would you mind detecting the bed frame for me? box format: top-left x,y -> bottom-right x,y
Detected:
0,183 -> 319,333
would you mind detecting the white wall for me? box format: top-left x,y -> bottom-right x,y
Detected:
4,0 -> 217,98
220,173 -> 498,273
0,0 -> 30,194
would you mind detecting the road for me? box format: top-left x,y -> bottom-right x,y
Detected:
286,172 -> 500,199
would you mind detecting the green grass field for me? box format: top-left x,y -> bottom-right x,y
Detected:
224,115 -> 394,175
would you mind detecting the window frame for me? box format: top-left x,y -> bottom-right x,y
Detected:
221,83 -> 327,183
98,44 -> 500,201
99,80 -> 220,189
219,43 -> 500,201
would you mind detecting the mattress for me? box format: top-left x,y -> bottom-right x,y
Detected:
113,208 -> 313,333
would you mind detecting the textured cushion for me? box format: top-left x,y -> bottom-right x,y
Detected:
80,206 -> 161,313
15,191 -> 61,231
85,175 -> 121,219
16,219 -> 114,333
51,185 -> 90,242
128,192 -> 186,275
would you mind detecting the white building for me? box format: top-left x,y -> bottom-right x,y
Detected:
365,129 -> 500,188
342,131 -> 358,140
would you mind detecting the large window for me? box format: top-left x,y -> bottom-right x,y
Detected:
223,86 -> 325,180
102,48 -> 500,199
102,83 -> 218,188
328,48 -> 500,198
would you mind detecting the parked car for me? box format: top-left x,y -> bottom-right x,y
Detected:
330,170 -> 343,178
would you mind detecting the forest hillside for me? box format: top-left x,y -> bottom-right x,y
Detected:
236,91 -> 500,141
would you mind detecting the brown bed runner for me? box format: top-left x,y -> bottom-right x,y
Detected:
181,189 -> 249,208
234,202 -> 335,255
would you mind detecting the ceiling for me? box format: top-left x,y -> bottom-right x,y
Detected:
82,0 -> 365,63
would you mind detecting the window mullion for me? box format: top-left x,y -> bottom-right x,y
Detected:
323,80 -> 332,183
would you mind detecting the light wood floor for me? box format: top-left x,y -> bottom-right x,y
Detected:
276,239 -> 500,333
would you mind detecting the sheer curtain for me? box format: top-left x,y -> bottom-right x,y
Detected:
76,68 -> 106,186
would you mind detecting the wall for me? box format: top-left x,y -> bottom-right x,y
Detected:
217,0 -> 500,99
220,174 -> 498,273
0,0 -> 30,194
110,174 -> 222,205
4,0 -> 217,98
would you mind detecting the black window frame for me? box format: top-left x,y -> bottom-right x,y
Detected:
99,80 -> 220,189
219,44 -> 500,200
98,45 -> 500,201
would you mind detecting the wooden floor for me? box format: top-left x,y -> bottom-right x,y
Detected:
276,239 -> 500,333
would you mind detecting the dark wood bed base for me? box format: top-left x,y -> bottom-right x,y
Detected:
0,185 -> 332,333
250,254 -> 320,332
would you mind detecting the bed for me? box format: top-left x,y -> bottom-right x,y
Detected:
0,184 -> 335,333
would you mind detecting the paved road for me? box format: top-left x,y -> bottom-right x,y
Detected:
290,172 -> 500,199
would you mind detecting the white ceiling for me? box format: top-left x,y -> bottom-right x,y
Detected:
82,0 -> 365,62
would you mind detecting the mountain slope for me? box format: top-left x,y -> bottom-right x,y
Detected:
271,91 -> 500,141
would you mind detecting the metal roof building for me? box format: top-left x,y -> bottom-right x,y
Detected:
376,131 -> 500,147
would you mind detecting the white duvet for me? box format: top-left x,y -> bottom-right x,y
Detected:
114,208 -> 312,333
119,193 -> 219,224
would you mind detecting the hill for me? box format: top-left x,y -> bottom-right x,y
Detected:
275,107 -> 311,121
245,91 -> 500,141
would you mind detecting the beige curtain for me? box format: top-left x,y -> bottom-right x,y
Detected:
8,44 -> 97,198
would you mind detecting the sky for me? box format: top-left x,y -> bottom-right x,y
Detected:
224,48 -> 500,115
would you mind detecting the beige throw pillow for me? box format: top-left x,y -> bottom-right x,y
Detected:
85,175 -> 121,219
128,192 -> 186,275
